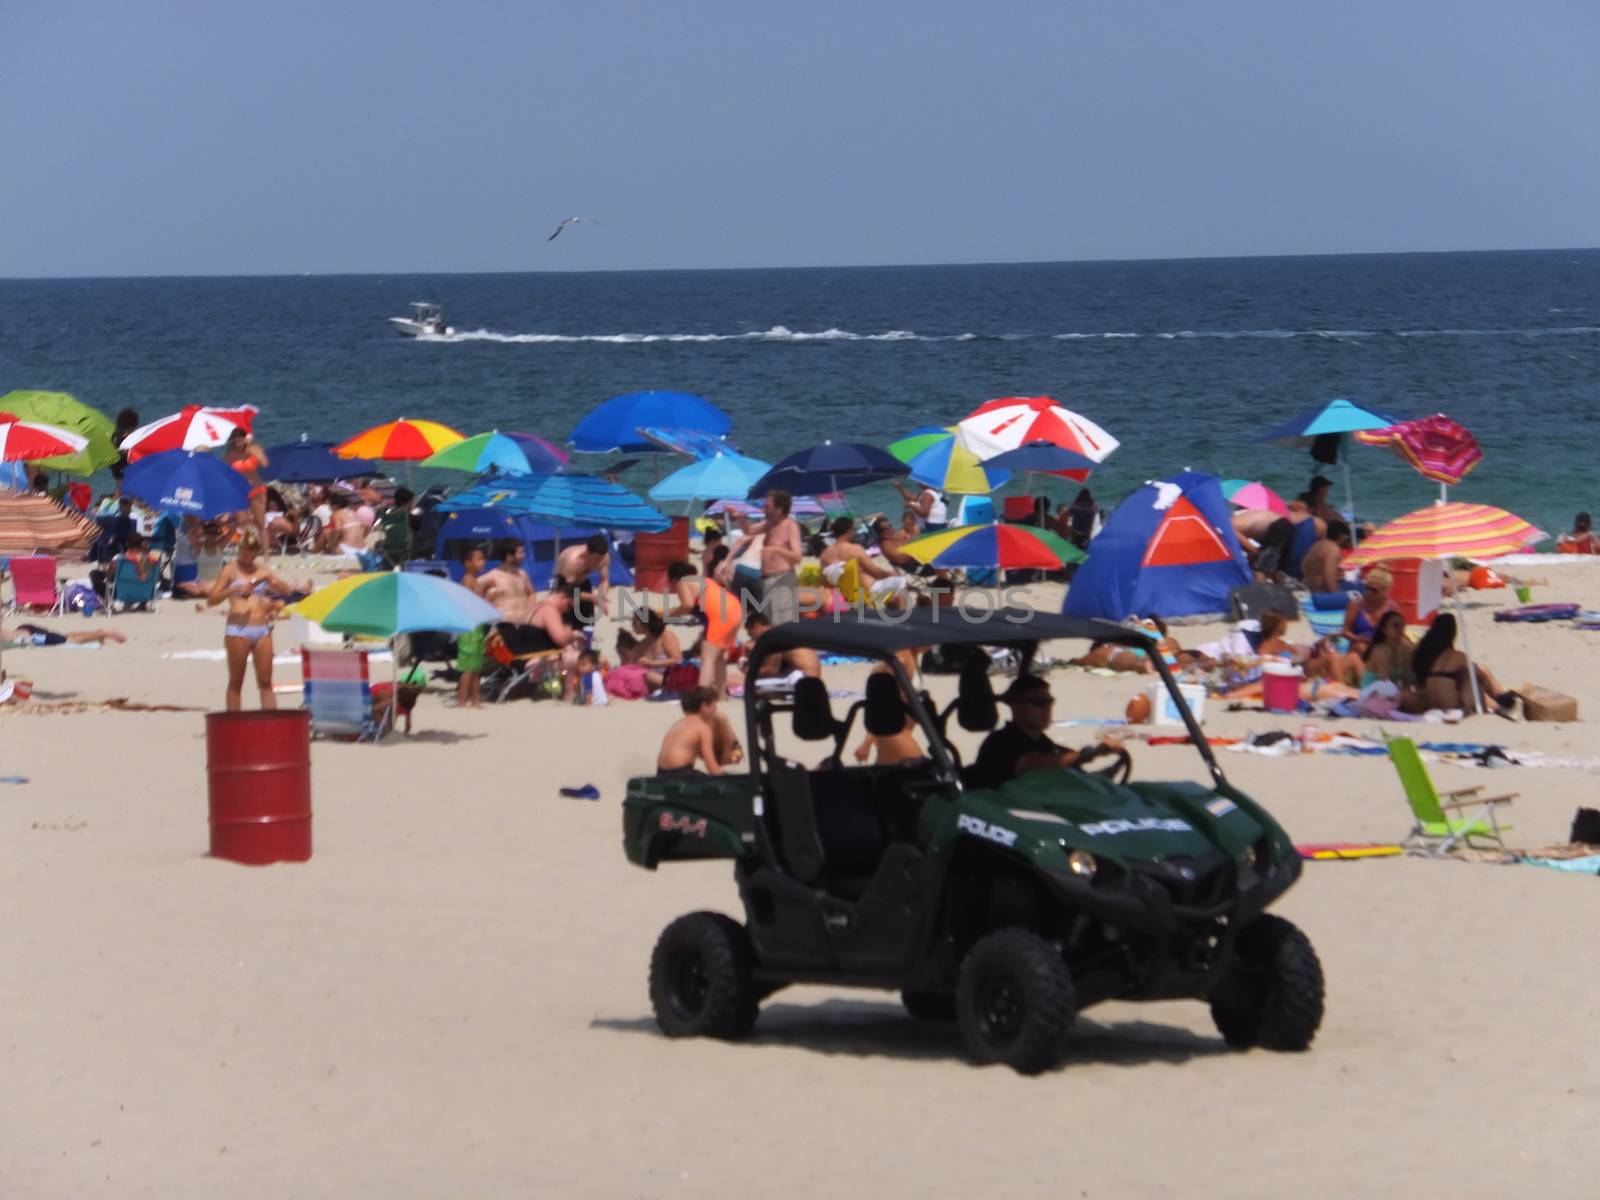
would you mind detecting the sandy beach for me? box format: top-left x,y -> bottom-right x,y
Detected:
1,558 -> 1597,1199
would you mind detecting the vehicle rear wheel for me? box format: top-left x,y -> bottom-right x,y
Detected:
956,928 -> 1075,1074
1209,914 -> 1324,1051
649,912 -> 759,1040
901,990 -> 957,1022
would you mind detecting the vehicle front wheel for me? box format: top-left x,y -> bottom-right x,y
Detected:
649,912 -> 760,1040
956,929 -> 1075,1074
1209,913 -> 1325,1051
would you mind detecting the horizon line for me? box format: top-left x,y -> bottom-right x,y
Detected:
3,244 -> 1598,284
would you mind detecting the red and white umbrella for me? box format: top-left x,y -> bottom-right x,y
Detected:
121,404 -> 258,463
0,413 -> 90,463
956,396 -> 1119,481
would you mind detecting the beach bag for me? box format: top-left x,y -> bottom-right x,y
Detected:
1570,808 -> 1600,845
603,663 -> 650,700
1519,685 -> 1577,722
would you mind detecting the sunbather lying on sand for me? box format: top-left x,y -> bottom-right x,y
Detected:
1,622 -> 127,647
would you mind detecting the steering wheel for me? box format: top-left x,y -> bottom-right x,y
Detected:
1072,743 -> 1133,785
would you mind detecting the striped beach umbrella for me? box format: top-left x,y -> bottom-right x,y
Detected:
420,430 -> 565,476
0,414 -> 89,463
956,397 -> 1119,483
438,472 -> 671,531
287,571 -> 502,638
1353,414 -> 1482,496
336,418 -> 464,462
891,427 -> 1009,495
1344,503 -> 1541,567
120,405 -> 259,462
900,523 -> 1086,570
0,492 -> 101,555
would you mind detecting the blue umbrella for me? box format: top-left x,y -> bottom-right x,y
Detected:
570,391 -> 731,454
747,441 -> 909,498
648,452 -> 771,504
123,449 -> 250,518
264,437 -> 378,482
438,472 -> 671,531
983,440 -> 1096,474
419,430 -> 566,476
1259,398 -> 1403,542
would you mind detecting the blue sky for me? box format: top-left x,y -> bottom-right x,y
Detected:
4,0 -> 1597,276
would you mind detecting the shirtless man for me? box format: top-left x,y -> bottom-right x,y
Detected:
479,539 -> 538,633
741,612 -> 822,680
1300,519 -> 1352,594
656,687 -> 726,777
553,533 -> 610,622
728,489 -> 804,624
819,516 -> 907,604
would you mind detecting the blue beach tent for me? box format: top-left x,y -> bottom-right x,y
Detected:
431,508 -> 634,587
1062,471 -> 1251,621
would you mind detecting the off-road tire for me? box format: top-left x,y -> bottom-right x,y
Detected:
649,912 -> 759,1040
901,990 -> 958,1022
956,928 -> 1076,1074
1209,914 -> 1324,1051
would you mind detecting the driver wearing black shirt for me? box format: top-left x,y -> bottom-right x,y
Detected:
970,675 -> 1085,791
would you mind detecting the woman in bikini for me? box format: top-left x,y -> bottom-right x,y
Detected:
1402,612 -> 1515,716
1342,566 -> 1400,656
207,527 -> 295,711
1362,610 -> 1413,687
223,428 -> 271,537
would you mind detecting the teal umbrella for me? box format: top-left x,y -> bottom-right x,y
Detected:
648,452 -> 771,503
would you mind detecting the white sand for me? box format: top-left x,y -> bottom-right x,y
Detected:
3,562 -> 1599,1197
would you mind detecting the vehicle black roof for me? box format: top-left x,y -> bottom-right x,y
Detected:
752,609 -> 1157,658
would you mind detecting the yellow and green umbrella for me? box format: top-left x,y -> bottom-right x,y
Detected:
901,523 -> 1085,570
888,425 -> 1009,495
287,571 -> 501,638
0,390 -> 118,475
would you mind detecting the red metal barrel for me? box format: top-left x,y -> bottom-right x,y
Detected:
206,710 -> 312,864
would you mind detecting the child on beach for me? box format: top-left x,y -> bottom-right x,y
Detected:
656,687 -> 725,776
455,545 -> 487,708
574,649 -> 608,706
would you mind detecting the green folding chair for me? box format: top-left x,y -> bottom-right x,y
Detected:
1387,737 -> 1515,855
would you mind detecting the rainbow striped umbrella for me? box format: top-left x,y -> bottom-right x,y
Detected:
1353,414 -> 1482,490
1345,503 -> 1541,567
336,418 -> 464,462
900,523 -> 1085,570
890,426 -> 1009,495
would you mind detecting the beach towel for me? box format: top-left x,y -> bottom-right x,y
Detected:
603,663 -> 651,700
1493,603 -> 1580,623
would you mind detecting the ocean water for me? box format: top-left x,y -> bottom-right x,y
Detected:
3,249 -> 1598,536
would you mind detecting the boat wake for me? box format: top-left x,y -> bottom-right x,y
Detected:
412,323 -> 1600,345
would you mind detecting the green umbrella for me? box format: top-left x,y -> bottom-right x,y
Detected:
0,390 -> 118,475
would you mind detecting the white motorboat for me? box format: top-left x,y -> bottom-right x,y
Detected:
387,301 -> 454,338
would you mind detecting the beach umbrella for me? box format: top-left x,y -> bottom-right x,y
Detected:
899,523 -> 1086,571
1353,414 -> 1482,501
0,491 -> 100,555
0,414 -> 89,463
1346,502 -> 1542,713
747,441 -> 909,498
956,397 -> 1119,483
888,426 -> 1009,495
570,390 -> 731,454
983,441 -> 1097,475
648,452 -> 772,503
420,430 -> 565,476
503,431 -> 569,469
287,572 -> 501,639
121,449 -> 251,519
264,437 -> 378,482
1220,479 -> 1291,517
1258,398 -> 1402,542
0,462 -> 27,490
0,390 -> 118,475
120,404 -> 259,463
335,418 -> 464,461
437,472 -> 671,531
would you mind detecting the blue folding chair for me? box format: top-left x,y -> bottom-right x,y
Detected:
108,555 -> 160,612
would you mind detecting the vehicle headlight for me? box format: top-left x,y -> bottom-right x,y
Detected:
1066,850 -> 1098,880
1240,845 -> 1258,870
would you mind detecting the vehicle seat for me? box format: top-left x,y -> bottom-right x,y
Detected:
864,672 -> 907,737
770,759 -> 827,885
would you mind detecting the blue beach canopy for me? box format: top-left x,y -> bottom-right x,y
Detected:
1258,397 -> 1402,446
437,472 -> 670,531
1062,470 -> 1251,620
431,508 -> 603,583
983,441 -> 1097,474
264,438 -> 377,482
748,441 -> 909,497
648,452 -> 771,503
122,449 -> 251,519
570,391 -> 731,454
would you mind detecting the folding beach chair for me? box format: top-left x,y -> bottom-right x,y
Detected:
301,647 -> 393,742
5,555 -> 65,615
108,555 -> 160,613
482,629 -> 563,703
1387,737 -> 1516,855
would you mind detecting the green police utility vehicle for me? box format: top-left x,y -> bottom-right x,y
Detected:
622,611 -> 1323,1074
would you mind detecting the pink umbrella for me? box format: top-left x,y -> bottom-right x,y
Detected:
0,413 -> 90,463
956,396 -> 1118,482
121,404 -> 259,463
1354,414 -> 1482,500
1222,479 -> 1290,517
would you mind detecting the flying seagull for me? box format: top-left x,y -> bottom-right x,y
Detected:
547,216 -> 599,242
